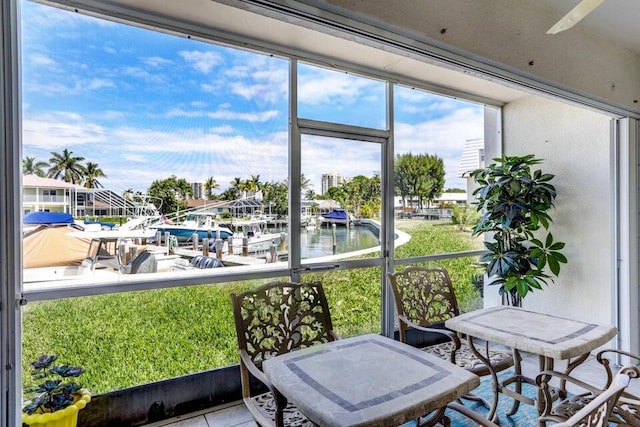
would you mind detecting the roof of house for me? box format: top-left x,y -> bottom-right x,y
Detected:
23,174 -> 82,189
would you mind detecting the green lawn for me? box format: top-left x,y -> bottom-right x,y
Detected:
22,220 -> 483,394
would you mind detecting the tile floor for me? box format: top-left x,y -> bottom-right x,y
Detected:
149,351 -> 635,427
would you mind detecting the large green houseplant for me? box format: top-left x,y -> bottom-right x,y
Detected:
470,154 -> 567,305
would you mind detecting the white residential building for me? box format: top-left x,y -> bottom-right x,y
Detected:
22,174 -> 78,215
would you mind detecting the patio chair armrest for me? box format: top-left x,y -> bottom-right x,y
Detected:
535,369 -> 608,420
239,350 -> 276,390
535,369 -> 604,395
398,314 -> 461,349
597,349 -> 640,387
446,402 -> 499,427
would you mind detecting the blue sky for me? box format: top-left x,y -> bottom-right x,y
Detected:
20,0 -> 483,195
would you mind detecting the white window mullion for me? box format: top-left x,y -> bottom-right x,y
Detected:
289,59 -> 302,281
381,82 -> 395,338
616,117 -> 639,356
1,0 -> 22,425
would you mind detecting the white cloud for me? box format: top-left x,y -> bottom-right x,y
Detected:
85,78 -> 115,90
122,67 -> 165,84
301,135 -> 380,191
22,106 -> 480,194
395,107 -> 484,188
29,53 -> 56,67
207,109 -> 279,122
209,125 -> 234,134
298,70 -> 380,106
24,78 -> 115,96
143,56 -> 174,67
23,115 -> 107,149
165,108 -> 205,118
179,50 -> 222,74
24,82 -> 73,96
104,47 -> 117,54
95,127 -> 289,193
225,65 -> 250,78
121,154 -> 147,163
200,83 -> 220,94
99,110 -> 126,121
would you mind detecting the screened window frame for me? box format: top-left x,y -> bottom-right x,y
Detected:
19,5 -> 491,304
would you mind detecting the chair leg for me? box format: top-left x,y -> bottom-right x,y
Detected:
460,392 -> 492,409
507,349 -> 524,416
465,336 -> 501,423
418,407 -> 448,426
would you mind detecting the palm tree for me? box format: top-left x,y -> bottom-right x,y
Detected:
83,162 -> 107,188
300,173 -> 311,191
219,187 -> 239,201
22,156 -> 49,177
237,181 -> 250,200
47,149 -> 86,184
304,189 -> 317,201
230,177 -> 244,200
247,174 -> 261,193
204,177 -> 220,200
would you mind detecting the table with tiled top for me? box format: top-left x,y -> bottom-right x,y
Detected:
445,306 -> 618,423
262,333 -> 480,427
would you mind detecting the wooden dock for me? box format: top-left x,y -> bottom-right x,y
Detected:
172,247 -> 266,266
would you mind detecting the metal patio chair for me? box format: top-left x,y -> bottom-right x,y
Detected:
446,366 -> 637,427
537,351 -> 640,426
230,281 -> 339,427
387,266 -> 514,423
537,365 -> 640,426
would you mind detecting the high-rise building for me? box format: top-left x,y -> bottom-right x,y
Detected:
321,173 -> 346,195
191,182 -> 204,199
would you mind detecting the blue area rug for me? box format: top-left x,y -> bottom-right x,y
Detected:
403,370 -> 540,426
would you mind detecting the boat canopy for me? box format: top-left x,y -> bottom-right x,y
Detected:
321,209 -> 348,221
24,211 -> 74,224
23,226 -> 90,268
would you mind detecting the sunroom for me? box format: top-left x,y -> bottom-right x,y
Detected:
2,0 -> 640,426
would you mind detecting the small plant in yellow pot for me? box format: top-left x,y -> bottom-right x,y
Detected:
22,355 -> 91,427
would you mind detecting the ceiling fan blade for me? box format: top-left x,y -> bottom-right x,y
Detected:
547,0 -> 606,34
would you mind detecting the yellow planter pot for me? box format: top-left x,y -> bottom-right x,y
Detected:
22,389 -> 91,427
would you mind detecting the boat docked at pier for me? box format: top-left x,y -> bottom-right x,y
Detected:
319,209 -> 354,226
23,227 -> 182,284
223,220 -> 284,256
150,212 -> 233,242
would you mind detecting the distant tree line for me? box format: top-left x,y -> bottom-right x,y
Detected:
24,149 -> 446,217
23,149 -> 106,189
141,152 -> 445,218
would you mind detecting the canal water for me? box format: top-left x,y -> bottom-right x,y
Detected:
299,224 -> 380,259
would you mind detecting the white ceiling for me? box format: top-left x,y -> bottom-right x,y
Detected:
537,0 -> 640,54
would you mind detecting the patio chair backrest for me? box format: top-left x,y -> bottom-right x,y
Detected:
555,366 -> 640,427
230,281 -> 336,368
387,266 -> 460,329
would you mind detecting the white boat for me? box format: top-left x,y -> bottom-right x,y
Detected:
150,212 -> 233,242
23,228 -> 180,284
222,220 -> 283,255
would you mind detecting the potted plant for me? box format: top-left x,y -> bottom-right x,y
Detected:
22,354 -> 91,427
470,154 -> 568,306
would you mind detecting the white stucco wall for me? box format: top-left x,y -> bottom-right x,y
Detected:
324,0 -> 640,113
495,95 -> 613,325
